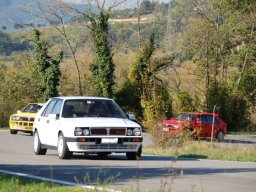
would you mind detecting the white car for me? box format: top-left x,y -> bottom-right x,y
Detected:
33,96 -> 143,160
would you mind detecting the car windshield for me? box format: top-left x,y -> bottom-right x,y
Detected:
174,113 -> 196,121
62,99 -> 127,118
22,104 -> 43,113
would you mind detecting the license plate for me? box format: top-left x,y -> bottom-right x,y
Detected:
101,138 -> 118,144
163,128 -> 169,131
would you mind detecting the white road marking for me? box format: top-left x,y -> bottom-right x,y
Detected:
0,169 -> 121,192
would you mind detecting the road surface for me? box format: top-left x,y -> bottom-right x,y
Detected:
0,130 -> 255,192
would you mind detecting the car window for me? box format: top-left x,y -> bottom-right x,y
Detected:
22,104 -> 42,113
198,115 -> 208,123
51,99 -> 63,115
176,113 -> 196,121
62,99 -> 126,118
206,115 -> 218,124
42,99 -> 58,117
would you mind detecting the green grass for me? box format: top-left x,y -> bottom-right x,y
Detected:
227,131 -> 256,135
0,174 -> 89,192
143,140 -> 256,162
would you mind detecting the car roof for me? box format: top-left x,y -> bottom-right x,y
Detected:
52,96 -> 113,101
29,103 -> 45,106
182,112 -> 219,116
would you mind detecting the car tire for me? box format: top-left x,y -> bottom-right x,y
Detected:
57,133 -> 72,159
10,130 -> 18,135
34,131 -> 47,155
126,145 -> 142,160
217,130 -> 224,142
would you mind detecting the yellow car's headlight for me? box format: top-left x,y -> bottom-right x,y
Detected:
11,116 -> 20,121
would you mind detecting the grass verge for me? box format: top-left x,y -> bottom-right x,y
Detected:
143,140 -> 256,162
0,174 -> 87,192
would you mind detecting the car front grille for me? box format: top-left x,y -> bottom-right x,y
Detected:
90,128 -> 126,136
80,144 -> 137,150
19,117 -> 34,122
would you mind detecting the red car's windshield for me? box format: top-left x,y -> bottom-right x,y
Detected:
174,113 -> 196,121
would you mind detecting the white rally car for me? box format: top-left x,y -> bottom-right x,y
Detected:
33,96 -> 143,160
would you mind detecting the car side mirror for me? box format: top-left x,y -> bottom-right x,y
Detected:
48,114 -> 59,120
127,114 -> 136,121
17,110 -> 21,114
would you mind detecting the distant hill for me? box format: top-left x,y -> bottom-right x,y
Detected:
0,0 -> 92,31
0,0 -> 170,31
0,0 -> 33,30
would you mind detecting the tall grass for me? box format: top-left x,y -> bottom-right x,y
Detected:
143,140 -> 256,162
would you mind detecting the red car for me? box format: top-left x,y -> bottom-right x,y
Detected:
159,112 -> 227,141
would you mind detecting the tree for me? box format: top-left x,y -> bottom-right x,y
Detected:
1,26 -> 6,31
69,0 -> 129,97
89,9 -> 115,97
33,29 -> 63,101
129,32 -> 173,130
36,0 -> 84,95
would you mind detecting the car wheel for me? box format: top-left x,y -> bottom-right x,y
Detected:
34,131 -> 47,155
126,145 -> 142,160
217,130 -> 224,142
57,133 -> 72,159
10,130 -> 18,135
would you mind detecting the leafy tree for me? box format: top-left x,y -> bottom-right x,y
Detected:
129,32 -> 173,130
33,29 -> 63,101
140,0 -> 155,15
89,10 -> 115,98
0,56 -> 43,127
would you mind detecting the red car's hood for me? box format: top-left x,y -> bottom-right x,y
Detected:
161,118 -> 180,125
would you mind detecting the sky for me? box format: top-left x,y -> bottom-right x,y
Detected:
62,0 -> 171,9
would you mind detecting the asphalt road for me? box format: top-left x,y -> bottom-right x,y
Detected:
0,130 -> 256,192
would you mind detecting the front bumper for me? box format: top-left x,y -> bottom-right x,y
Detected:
9,121 -> 33,132
66,136 -> 143,152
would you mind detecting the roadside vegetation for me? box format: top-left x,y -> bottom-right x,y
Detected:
0,174 -> 79,192
0,0 -> 255,137
143,140 -> 256,162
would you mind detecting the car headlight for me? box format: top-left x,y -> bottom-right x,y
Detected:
133,128 -> 141,136
127,128 -> 133,136
11,116 -> 20,121
173,124 -> 178,129
74,127 -> 83,136
83,128 -> 90,136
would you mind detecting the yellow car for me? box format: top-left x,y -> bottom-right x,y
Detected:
9,103 -> 44,135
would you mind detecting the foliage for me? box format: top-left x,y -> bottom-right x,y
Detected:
128,32 -> 173,130
0,55 -> 43,127
0,30 -> 30,56
206,82 -> 250,131
114,80 -> 142,119
0,174 -> 80,192
173,91 -> 202,115
33,29 -> 63,101
89,10 -> 115,98
0,0 -> 255,133
143,140 -> 256,162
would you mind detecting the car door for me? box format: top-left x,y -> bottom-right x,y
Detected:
37,99 -> 58,145
205,115 -> 219,138
47,99 -> 63,146
196,115 -> 209,137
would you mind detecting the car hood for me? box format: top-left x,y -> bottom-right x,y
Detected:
11,112 -> 36,118
161,118 -> 180,125
61,117 -> 140,128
